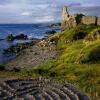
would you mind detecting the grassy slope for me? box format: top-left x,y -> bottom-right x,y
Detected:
32,24 -> 100,99
0,24 -> 100,99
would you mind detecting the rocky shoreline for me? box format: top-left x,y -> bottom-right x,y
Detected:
3,38 -> 40,54
5,38 -> 58,70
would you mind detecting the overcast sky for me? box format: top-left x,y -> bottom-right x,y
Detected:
0,0 -> 100,23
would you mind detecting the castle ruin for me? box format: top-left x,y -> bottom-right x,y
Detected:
61,6 -> 100,30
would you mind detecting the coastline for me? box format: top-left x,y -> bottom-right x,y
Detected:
0,23 -> 61,64
5,37 -> 59,70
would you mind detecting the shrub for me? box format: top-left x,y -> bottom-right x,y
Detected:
85,28 -> 100,42
76,40 -> 100,63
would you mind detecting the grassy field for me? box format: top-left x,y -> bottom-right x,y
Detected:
0,24 -> 100,99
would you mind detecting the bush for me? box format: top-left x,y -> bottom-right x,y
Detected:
76,40 -> 100,63
49,24 -> 99,48
85,28 -> 100,42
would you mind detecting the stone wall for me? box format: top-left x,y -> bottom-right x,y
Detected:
97,17 -> 100,25
61,6 -> 100,30
61,6 -> 69,21
82,16 -> 97,25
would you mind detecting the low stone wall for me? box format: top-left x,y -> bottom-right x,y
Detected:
97,17 -> 100,25
82,16 -> 96,25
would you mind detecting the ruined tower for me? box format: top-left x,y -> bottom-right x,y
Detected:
62,6 -> 69,21
61,6 -> 70,30
61,6 -> 100,30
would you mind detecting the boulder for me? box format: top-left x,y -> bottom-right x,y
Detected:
6,34 -> 28,41
45,30 -> 56,34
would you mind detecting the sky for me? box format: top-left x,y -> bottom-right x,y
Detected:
0,0 -> 100,23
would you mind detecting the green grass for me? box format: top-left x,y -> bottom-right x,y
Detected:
1,24 -> 100,99
33,24 -> 100,99
77,39 -> 100,63
49,24 -> 99,48
85,28 -> 100,41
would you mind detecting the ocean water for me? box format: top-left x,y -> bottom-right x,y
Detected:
0,24 -> 61,64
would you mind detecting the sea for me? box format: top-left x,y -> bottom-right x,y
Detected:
0,23 -> 61,64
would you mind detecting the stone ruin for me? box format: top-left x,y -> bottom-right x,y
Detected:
61,6 -> 100,30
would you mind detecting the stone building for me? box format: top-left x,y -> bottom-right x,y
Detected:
61,6 -> 100,30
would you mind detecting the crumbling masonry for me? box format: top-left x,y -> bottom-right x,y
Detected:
61,6 -> 100,30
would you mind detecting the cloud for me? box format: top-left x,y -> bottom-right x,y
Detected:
21,12 -> 32,16
0,0 -> 99,23
33,15 -> 55,23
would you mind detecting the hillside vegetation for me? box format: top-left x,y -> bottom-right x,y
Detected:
0,24 -> 100,99
33,24 -> 100,99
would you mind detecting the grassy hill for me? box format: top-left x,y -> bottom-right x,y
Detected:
32,24 -> 100,99
0,24 -> 100,99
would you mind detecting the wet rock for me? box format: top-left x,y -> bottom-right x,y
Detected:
0,78 -> 89,100
3,40 -> 39,54
45,30 -> 56,34
6,34 -> 28,41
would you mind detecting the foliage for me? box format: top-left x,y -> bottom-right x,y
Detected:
85,28 -> 100,41
77,40 -> 100,63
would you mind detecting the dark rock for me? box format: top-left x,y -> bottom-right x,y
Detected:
0,78 -> 89,100
0,39 -> 4,41
0,65 -> 6,71
6,34 -> 14,41
6,34 -> 28,41
49,23 -> 61,27
45,30 -> 56,34
12,67 -> 21,72
3,39 -> 40,54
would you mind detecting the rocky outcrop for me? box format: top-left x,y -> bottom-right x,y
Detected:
3,39 -> 39,54
6,34 -> 28,41
61,6 -> 100,30
0,78 -> 89,100
45,30 -> 56,34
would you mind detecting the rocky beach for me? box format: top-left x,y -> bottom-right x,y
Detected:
5,39 -> 59,70
0,24 -> 61,64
